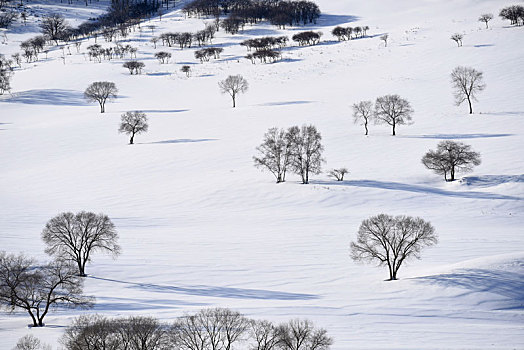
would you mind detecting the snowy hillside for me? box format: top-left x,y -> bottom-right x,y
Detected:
1,0 -> 523,348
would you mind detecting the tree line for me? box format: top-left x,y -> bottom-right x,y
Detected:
56,310 -> 332,350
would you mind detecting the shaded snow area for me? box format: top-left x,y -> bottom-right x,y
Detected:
1,0 -> 523,348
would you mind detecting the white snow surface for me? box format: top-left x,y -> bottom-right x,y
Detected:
1,0 -> 523,348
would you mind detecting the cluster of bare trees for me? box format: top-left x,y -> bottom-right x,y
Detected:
0,54 -> 13,94
157,29 -> 216,49
195,47 -> 223,62
352,95 -> 414,136
1,211 -> 122,327
254,125 -> 324,184
60,310 -> 332,350
331,25 -> 370,41
123,60 -> 145,74
499,5 -> 524,25
292,31 -> 322,46
183,0 -> 321,30
350,214 -> 438,280
87,43 -> 138,63
241,36 -> 288,51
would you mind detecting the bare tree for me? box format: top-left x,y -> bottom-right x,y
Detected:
218,75 -> 248,108
352,100 -> 373,135
41,211 -> 121,277
350,214 -> 437,280
254,127 -> 291,183
40,14 -> 69,45
380,33 -> 388,47
13,335 -> 46,350
122,61 -> 145,75
61,314 -> 120,350
181,65 -> 191,77
422,141 -> 481,181
121,316 -> 169,350
170,314 -> 209,350
478,13 -> 494,29
451,66 -> 486,114
0,252 -> 93,327
374,95 -> 414,136
84,81 -> 118,113
250,320 -> 280,350
154,51 -> 171,64
277,319 -> 332,350
218,308 -> 249,350
119,111 -> 149,144
450,33 -> 463,47
328,168 -> 349,181
286,125 -> 325,184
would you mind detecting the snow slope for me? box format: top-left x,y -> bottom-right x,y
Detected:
1,0 -> 523,348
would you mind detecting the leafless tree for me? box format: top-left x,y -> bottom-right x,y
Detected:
218,74 -> 248,108
41,211 -> 121,277
380,33 -> 388,47
478,13 -> 494,29
374,95 -> 414,136
40,14 -> 69,45
181,65 -> 191,77
451,66 -> 486,114
123,61 -> 145,74
154,51 -> 171,64
328,168 -> 349,181
250,320 -> 280,350
286,125 -> 325,184
352,100 -> 373,135
61,314 -> 121,350
119,111 -> 148,144
218,308 -> 249,350
170,314 -> 209,350
422,141 -> 481,181
254,127 -> 291,183
450,33 -> 463,47
151,36 -> 159,49
120,316 -> 169,350
0,252 -> 93,327
13,334 -> 47,350
84,81 -> 118,113
277,319 -> 332,350
350,214 -> 437,280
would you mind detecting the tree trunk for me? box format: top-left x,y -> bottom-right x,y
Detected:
27,310 -> 38,327
100,101 -> 105,113
450,167 -> 455,181
232,94 -> 236,108
78,260 -> 86,277
467,97 -> 473,114
130,134 -> 134,144
364,121 -> 368,135
392,123 -> 396,136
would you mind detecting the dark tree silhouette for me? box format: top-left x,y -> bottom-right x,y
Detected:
218,75 -> 248,108
154,51 -> 171,64
84,81 -> 118,113
374,95 -> 414,136
254,127 -> 291,183
478,13 -> 494,29
181,65 -> 191,77
350,214 -> 437,280
328,168 -> 349,181
40,14 -> 69,45
277,319 -> 333,350
451,66 -> 486,114
0,252 -> 93,327
352,100 -> 373,135
41,211 -> 121,277
122,60 -> 145,74
450,33 -> 463,47
422,141 -> 481,181
287,125 -> 324,184
119,111 -> 149,144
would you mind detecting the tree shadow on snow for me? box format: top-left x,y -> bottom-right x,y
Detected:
143,138 -> 217,144
259,100 -> 314,107
89,276 -> 319,301
413,269 -> 524,310
0,89 -> 88,106
313,14 -> 360,27
461,175 -> 524,188
311,180 -> 523,201
400,133 -> 513,139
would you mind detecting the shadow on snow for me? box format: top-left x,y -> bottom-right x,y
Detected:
461,175 -> 524,188
89,276 -> 319,301
311,180 -> 523,201
413,268 -> 524,310
0,89 -> 88,106
142,138 -> 218,145
401,133 -> 513,139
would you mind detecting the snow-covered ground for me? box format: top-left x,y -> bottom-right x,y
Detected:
1,0 -> 523,348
